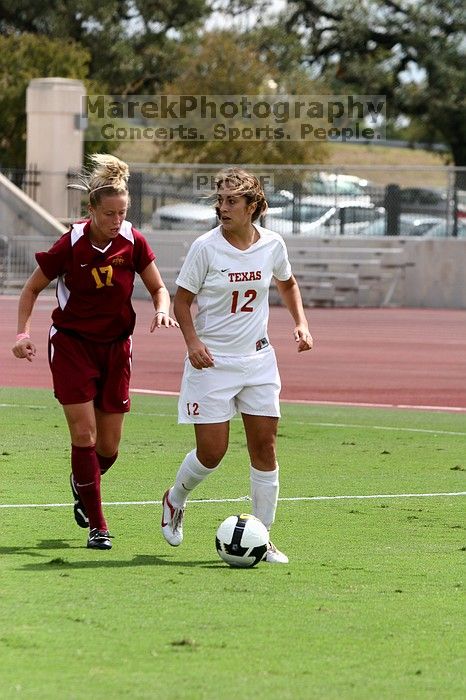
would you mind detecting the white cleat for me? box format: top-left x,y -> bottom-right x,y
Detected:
264,541 -> 289,564
161,489 -> 184,546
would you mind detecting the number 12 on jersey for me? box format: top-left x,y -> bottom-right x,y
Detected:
230,289 -> 257,313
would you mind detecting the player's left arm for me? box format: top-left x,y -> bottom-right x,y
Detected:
274,275 -> 313,353
139,261 -> 179,331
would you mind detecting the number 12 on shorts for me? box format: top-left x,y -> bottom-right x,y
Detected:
186,402 -> 199,416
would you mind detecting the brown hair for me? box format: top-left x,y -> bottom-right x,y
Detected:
215,168 -> 268,222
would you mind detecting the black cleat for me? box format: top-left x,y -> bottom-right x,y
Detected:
70,473 -> 89,529
87,528 -> 112,550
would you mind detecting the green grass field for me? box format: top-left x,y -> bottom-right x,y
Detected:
1,387 -> 465,699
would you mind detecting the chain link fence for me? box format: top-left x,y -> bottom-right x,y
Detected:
124,164 -> 466,239
2,162 -> 465,238
0,163 -> 466,306
0,235 -> 56,293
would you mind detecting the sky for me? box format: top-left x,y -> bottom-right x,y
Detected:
206,0 -> 287,30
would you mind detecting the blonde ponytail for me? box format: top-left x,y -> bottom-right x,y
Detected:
88,154 -> 129,192
68,154 -> 130,206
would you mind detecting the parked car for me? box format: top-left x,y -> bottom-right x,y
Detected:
456,189 -> 466,218
304,172 -> 368,195
360,215 -> 445,237
397,187 -> 450,216
266,201 -> 385,236
303,172 -> 384,203
152,202 -> 218,230
265,202 -> 334,235
423,219 -> 466,238
299,190 -> 373,211
152,190 -> 294,231
264,189 -> 294,216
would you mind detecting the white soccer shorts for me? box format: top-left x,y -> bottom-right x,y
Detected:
178,347 -> 281,424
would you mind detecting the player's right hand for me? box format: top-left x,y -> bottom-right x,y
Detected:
12,338 -> 36,362
187,340 -> 215,369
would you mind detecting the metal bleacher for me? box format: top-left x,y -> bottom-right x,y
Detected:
270,238 -> 409,308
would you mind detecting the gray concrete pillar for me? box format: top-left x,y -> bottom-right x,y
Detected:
26,78 -> 86,220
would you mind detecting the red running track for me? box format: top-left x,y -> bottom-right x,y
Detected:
2,295 -> 466,410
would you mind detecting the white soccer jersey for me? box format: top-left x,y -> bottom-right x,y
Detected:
175,224 -> 292,355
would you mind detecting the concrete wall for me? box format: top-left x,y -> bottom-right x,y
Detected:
0,172 -> 66,239
399,238 -> 466,308
26,78 -> 85,220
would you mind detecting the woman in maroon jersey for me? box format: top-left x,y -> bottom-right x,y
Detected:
12,154 -> 178,550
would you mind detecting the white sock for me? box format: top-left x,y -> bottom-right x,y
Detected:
250,464 -> 279,531
169,449 -> 216,507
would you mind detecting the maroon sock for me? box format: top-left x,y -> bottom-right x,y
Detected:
71,444 -> 107,531
97,451 -> 118,476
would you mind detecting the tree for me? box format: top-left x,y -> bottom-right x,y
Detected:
281,0 -> 466,180
155,31 -> 329,167
0,0 -> 211,93
0,0 -> 212,166
0,34 -> 92,168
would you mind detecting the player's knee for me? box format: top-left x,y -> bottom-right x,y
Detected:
96,439 -> 120,457
197,446 -> 227,468
70,424 -> 97,447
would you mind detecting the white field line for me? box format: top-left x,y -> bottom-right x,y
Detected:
291,421 -> 466,436
0,403 -> 52,409
130,413 -> 466,436
132,388 -> 179,397
2,403 -> 466,436
3,386 -> 466,413
130,387 -> 466,413
1,491 -> 465,510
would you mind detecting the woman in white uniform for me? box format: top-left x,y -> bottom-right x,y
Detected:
161,168 -> 313,563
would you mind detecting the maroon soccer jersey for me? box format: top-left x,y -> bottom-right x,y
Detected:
36,220 -> 155,342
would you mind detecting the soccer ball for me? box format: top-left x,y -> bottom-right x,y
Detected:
215,513 -> 269,568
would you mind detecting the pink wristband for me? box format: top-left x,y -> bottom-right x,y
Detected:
16,333 -> 30,342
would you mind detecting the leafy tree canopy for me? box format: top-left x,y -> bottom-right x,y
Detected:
0,0 -> 212,166
0,33 -> 93,167
153,31 -> 329,167
0,0 -> 211,93
280,0 -> 466,169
